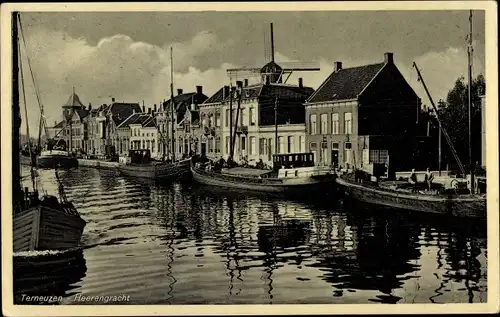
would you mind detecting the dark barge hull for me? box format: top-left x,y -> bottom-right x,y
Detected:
336,176 -> 486,219
191,165 -> 336,195
13,205 -> 87,252
36,155 -> 79,169
117,159 -> 191,180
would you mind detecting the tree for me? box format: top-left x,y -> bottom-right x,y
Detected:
437,74 -> 485,171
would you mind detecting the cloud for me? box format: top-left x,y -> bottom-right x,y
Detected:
398,42 -> 484,108
19,28 -> 234,134
19,27 -> 484,138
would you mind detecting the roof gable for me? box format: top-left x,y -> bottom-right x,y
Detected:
204,83 -> 313,104
109,103 -> 142,126
62,93 -> 85,109
307,63 -> 385,103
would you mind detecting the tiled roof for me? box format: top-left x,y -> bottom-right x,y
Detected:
116,113 -> 141,128
108,103 -> 142,126
143,117 -> 156,128
162,92 -> 208,122
307,63 -> 385,103
62,93 -> 85,109
204,83 -> 314,104
76,108 -> 90,120
53,120 -> 66,128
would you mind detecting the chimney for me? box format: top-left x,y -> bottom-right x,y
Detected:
142,105 -> 145,113
334,62 -> 343,72
54,121 -> 57,126
154,104 -> 157,112
177,89 -> 183,96
112,97 -> 115,103
88,103 -> 92,111
236,80 -> 243,89
244,79 -> 249,87
196,86 -> 203,94
384,52 -> 394,64
298,78 -> 303,88
148,107 -> 151,114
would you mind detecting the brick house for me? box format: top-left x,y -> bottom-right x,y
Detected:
156,86 -> 208,160
305,52 -> 431,173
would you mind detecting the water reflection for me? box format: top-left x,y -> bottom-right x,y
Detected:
13,249 -> 87,304
17,167 -> 487,304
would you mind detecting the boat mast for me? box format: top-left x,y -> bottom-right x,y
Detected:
13,11 -> 22,214
230,81 -> 243,161
170,47 -> 176,162
228,79 -> 233,162
468,10 -> 475,194
274,96 -> 278,154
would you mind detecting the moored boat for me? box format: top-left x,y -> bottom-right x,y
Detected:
117,149 -> 190,180
36,149 -> 79,169
13,12 -> 87,254
191,152 -> 337,195
336,173 -> 486,218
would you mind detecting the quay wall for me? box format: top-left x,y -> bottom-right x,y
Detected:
78,159 -> 119,169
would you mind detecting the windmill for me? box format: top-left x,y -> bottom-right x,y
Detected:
226,23 -> 320,85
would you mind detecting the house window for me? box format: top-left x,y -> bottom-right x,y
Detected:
310,114 -> 317,135
369,150 -> 389,164
259,138 -> 265,155
250,108 -> 256,126
225,109 -> 230,127
278,136 -> 285,154
215,113 -> 221,127
332,113 -> 339,134
241,136 -> 246,151
320,114 -> 328,135
215,136 -> 221,153
344,112 -> 352,135
184,138 -> 189,154
287,136 -> 294,153
202,115 -> 207,127
332,142 -> 339,149
208,137 -> 213,153
226,136 -> 230,154
240,109 -> 245,126
209,114 -> 214,127
299,136 -> 305,152
249,137 -> 256,155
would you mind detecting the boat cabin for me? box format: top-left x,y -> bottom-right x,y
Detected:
272,153 -> 315,171
128,149 -> 152,164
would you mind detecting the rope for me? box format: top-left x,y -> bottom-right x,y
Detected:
18,15 -> 50,139
18,29 -> 38,191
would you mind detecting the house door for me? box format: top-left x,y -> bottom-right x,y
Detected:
331,149 -> 339,168
201,142 -> 206,157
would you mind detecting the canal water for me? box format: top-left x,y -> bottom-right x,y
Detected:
18,167 -> 487,304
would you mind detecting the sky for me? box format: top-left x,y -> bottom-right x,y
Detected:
16,10 -> 485,135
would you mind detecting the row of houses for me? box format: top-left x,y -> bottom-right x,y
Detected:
49,52 -> 437,171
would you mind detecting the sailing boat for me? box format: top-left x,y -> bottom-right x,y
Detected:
335,11 -> 486,219
190,81 -> 336,195
116,47 -> 191,180
35,88 -> 80,169
12,12 -> 86,253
